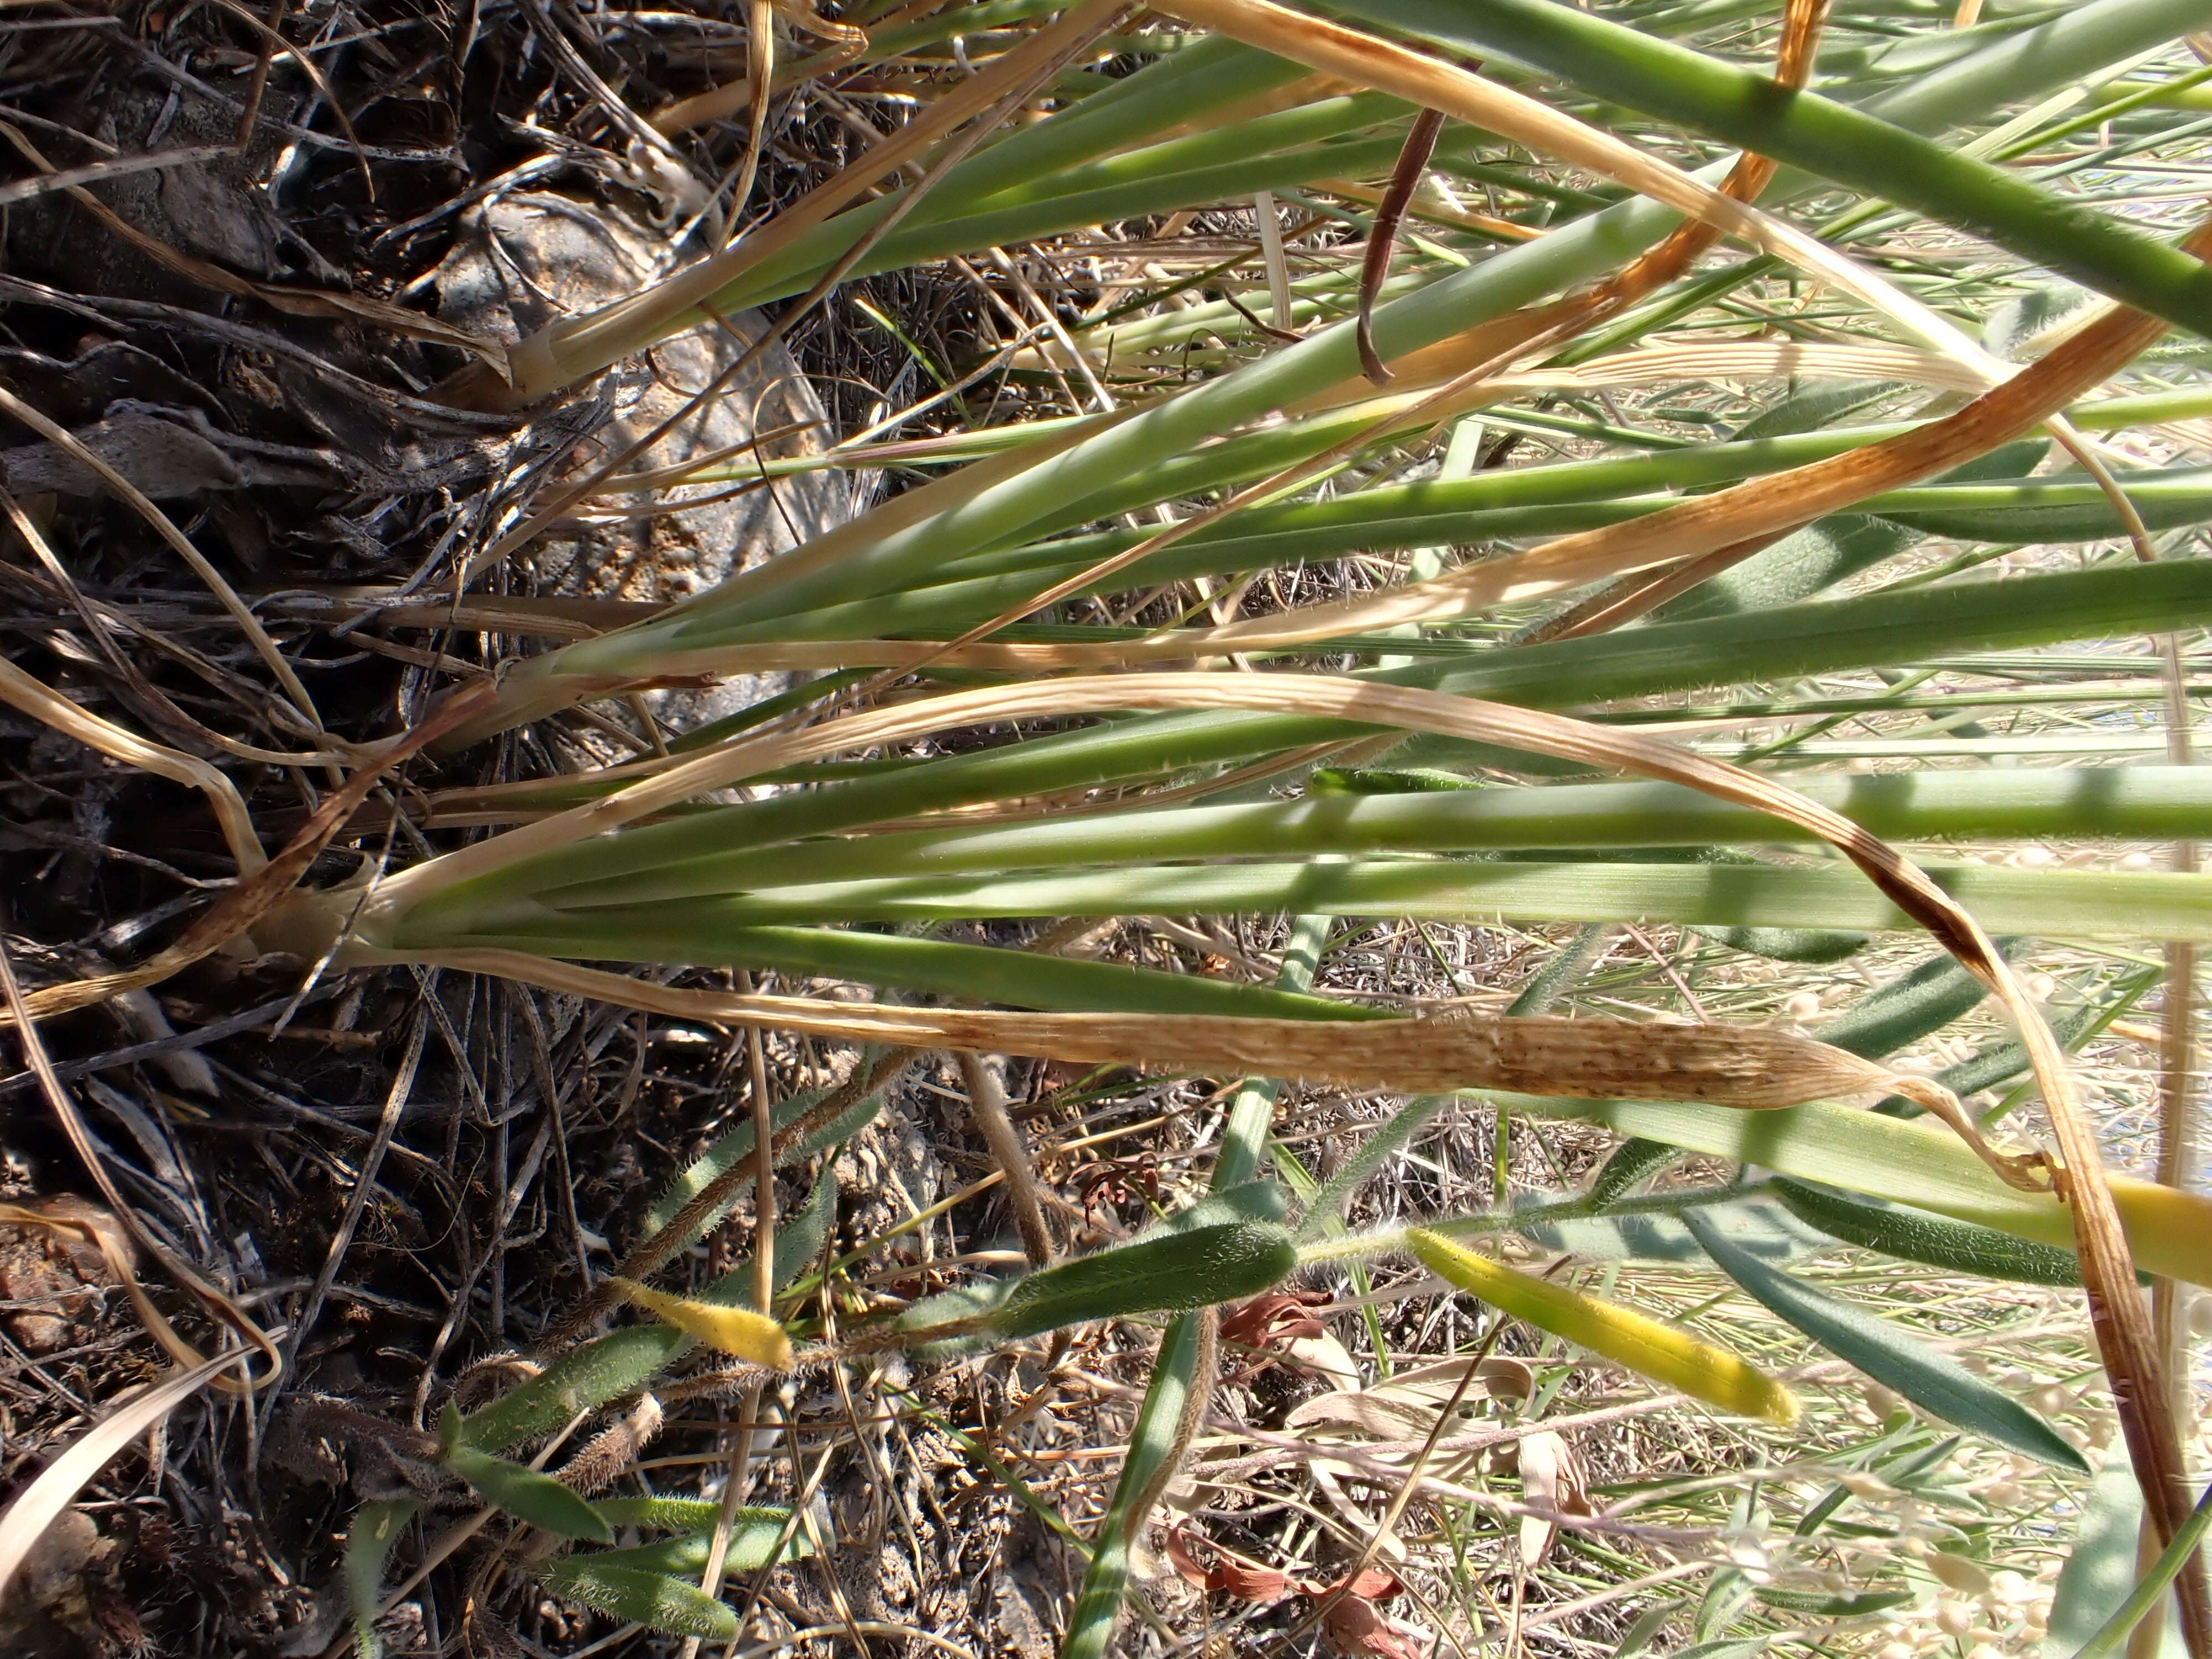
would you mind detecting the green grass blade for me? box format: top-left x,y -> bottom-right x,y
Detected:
435,0 -> 2204,748
481,860 -> 2212,943
397,559 -> 2212,919
646,1087 -> 841,1235
524,768 -> 2212,907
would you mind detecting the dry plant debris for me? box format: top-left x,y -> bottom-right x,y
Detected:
8,0 -> 2212,1656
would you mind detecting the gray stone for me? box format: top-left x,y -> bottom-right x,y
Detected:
436,194 -> 856,730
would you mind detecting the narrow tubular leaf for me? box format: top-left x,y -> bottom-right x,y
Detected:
1681,1211 -> 2085,1469
399,561 -> 2212,900
1332,0 -> 2212,333
1407,1229 -> 1798,1424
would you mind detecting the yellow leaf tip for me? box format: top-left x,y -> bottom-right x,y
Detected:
1755,1383 -> 1802,1428
609,1276 -> 794,1371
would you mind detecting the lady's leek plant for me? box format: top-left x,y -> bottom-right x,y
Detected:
51,0 -> 2212,1650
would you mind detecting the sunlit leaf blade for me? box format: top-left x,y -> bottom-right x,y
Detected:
564,1521 -> 803,1577
1510,1093 -> 2212,1288
1335,0 -> 2212,333
1408,1229 -> 1798,1425
1143,1179 -> 1292,1237
1512,1193 -> 1828,1266
1681,1212 -> 2086,1470
460,1326 -> 689,1455
608,1277 -> 794,1370
901,1220 -> 1298,1352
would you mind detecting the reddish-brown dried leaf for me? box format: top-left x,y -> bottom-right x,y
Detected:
1221,1288 -> 1332,1350
1165,1526 -> 1296,1603
1323,1593 -> 1423,1659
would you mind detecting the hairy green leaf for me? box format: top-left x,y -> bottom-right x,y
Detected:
538,1559 -> 739,1640
345,1500 -> 416,1659
1681,1212 -> 2086,1469
442,1440 -> 614,1541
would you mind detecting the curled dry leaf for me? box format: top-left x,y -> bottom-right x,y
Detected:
1516,1429 -> 1593,1567
1393,1353 -> 1538,1405
377,953 -> 2001,1159
1165,1525 -> 1298,1603
1285,1329 -> 1365,1391
1165,1523 -> 1409,1655
1322,1588 -> 1424,1659
1283,1357 -> 1531,1442
1332,1568 -> 1404,1603
1220,1288 -> 1332,1350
